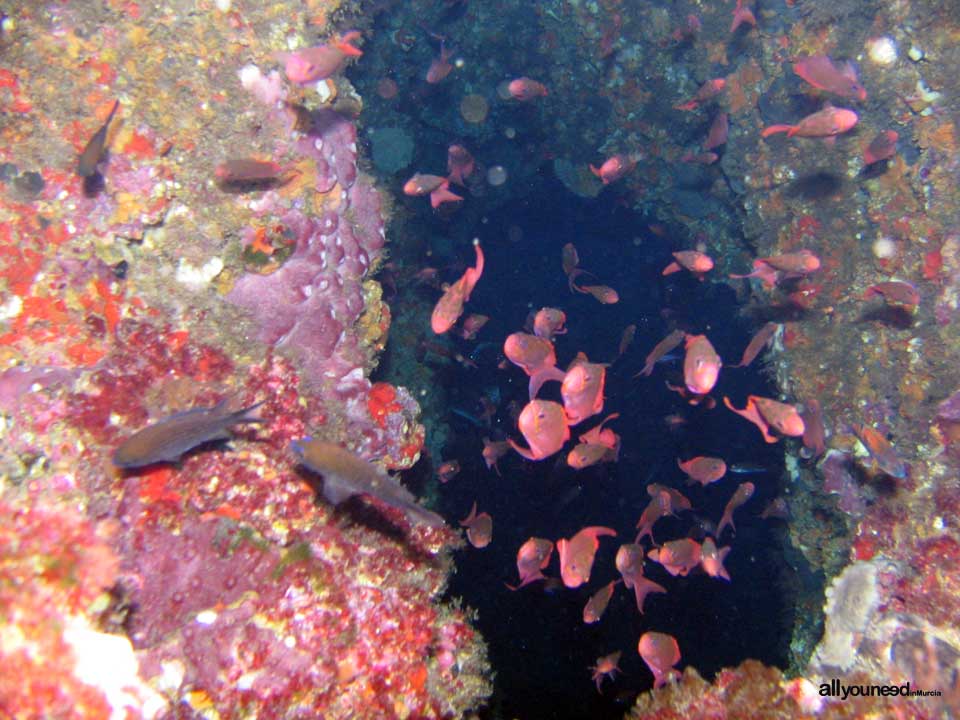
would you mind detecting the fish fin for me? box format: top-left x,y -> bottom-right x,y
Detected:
322,474 -> 358,506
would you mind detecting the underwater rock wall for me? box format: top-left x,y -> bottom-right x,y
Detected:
0,1 -> 489,718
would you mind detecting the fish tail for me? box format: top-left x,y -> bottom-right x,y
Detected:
761,124 -> 793,138
231,400 -> 265,424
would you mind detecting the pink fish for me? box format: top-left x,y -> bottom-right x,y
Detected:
280,31 -> 363,85
800,399 -> 827,458
864,280 -> 919,309
503,332 -> 565,399
864,130 -> 898,165
583,579 -> 619,623
635,490 -> 674,544
447,144 -> 475,185
533,307 -> 567,341
674,78 -> 726,111
724,395 -> 805,443
557,526 -> 617,588
460,501 -> 492,548
615,543 -> 667,613
638,632 -> 681,689
508,77 -> 548,101
662,251 -> 714,279
729,251 -> 820,290
761,106 -> 859,139
717,481 -> 755,537
648,538 -> 702,577
455,313 -> 489,340
589,154 -> 636,184
680,151 -> 719,165
793,55 -> 867,101
646,483 -> 692,512
431,241 -> 484,334
567,413 -> 620,469
704,111 -> 729,150
403,173 -> 463,209
426,44 -> 454,84
561,360 -> 606,426
730,0 -> 756,33
683,334 -> 721,396
700,537 -> 731,580
730,322 -> 779,368
636,329 -> 685,377
482,437 -> 511,475
678,456 -> 727,486
506,537 -> 554,590
508,399 -> 570,461
589,651 -> 623,693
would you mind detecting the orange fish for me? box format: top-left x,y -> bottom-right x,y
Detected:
568,413 -> 621,469
482,437 -> 511,475
459,501 -> 492,548
615,543 -> 667,613
589,651 -> 623,693
724,395 -> 805,443
717,481 -> 755,537
678,456 -> 727,486
508,77 -> 548,101
437,460 -> 461,483
561,361 -> 606,426
426,43 -> 454,84
635,490 -> 674,544
700,537 -> 731,581
589,154 -> 636,184
636,329 -> 685,377
793,55 -> 867,101
648,538 -> 702,577
683,334 -> 721,396
662,250 -> 714,279
729,0 -> 756,33
533,307 -> 568,341
761,107 -> 858,139
403,173 -> 463,208
638,632 -> 681,689
447,144 -> 475,185
674,78 -> 726,111
558,526 -> 617,588
864,281 -> 919,310
583,579 -> 620,623
852,423 -> 908,479
730,322 -> 779,368
506,537 -> 554,590
863,130 -> 898,165
508,399 -> 570,461
431,240 -> 484,334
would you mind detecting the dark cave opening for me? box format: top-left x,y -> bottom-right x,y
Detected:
381,173 -> 801,719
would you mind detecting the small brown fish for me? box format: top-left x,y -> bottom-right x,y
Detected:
215,158 -> 292,190
113,400 -> 261,468
77,99 -> 120,178
730,322 -> 779,368
291,439 -> 444,527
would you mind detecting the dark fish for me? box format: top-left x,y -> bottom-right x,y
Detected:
77,100 -> 120,178
113,400 -> 262,468
291,439 -> 444,527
